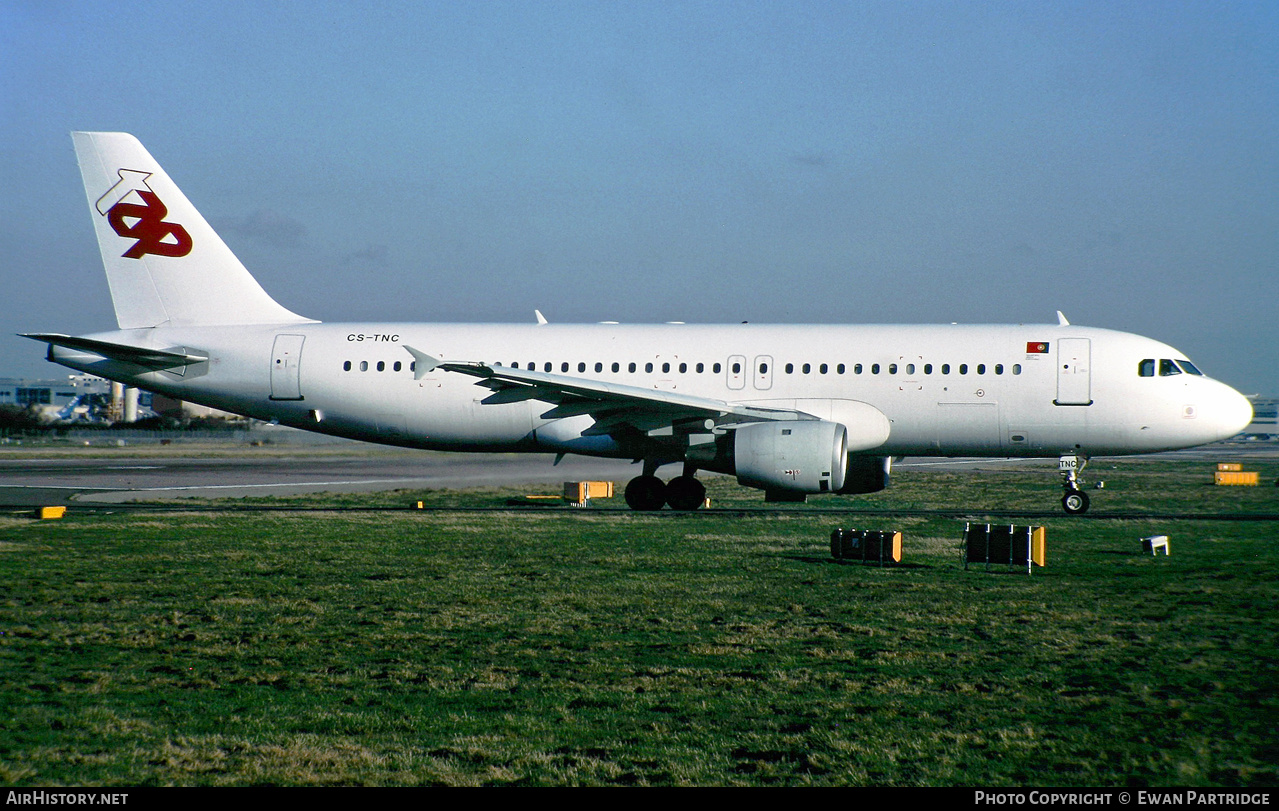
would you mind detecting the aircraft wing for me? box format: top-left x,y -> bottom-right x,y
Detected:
403,345 -> 812,435
21,333 -> 208,370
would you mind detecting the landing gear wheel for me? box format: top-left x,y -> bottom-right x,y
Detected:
625,475 -> 667,511
1062,490 -> 1090,515
665,475 -> 706,511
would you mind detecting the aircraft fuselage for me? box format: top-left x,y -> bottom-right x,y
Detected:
47,320 -> 1248,461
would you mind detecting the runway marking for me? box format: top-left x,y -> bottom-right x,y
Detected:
896,458 -> 1046,468
0,484 -> 101,490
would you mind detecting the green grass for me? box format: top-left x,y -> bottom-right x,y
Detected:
0,457 -> 1276,785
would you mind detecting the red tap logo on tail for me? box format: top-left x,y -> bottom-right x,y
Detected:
95,169 -> 192,259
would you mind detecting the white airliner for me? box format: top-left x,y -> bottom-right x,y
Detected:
25,132 -> 1253,513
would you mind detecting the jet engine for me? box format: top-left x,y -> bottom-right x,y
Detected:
733,420 -> 848,494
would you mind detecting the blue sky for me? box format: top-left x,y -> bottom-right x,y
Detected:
2,1 -> 1276,393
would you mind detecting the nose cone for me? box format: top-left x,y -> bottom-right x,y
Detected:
1211,383 -> 1254,442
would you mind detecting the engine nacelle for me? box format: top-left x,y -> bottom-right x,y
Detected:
837,455 -> 892,494
733,420 -> 848,494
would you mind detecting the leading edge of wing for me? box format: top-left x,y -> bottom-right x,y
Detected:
402,344 -> 810,426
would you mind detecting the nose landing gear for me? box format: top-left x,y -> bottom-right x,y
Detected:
1059,453 -> 1090,514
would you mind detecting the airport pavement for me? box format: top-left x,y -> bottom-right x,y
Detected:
0,441 -> 1273,507
0,450 -> 645,505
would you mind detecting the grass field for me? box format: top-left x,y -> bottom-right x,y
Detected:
0,456 -> 1276,786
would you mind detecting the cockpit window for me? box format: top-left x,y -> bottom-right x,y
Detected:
1139,359 -> 1155,377
1159,359 -> 1182,376
1176,359 -> 1204,376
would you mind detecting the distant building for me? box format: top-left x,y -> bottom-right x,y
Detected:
1,372 -> 247,424
0,374 -> 111,409
0,375 -> 154,423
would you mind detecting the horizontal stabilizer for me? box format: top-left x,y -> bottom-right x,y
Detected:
20,333 -> 207,370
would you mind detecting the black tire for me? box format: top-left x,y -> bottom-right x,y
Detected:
1062,490 -> 1090,515
665,475 -> 706,511
624,475 -> 667,511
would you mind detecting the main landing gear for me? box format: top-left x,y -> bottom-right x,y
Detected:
625,464 -> 707,511
1059,453 -> 1090,515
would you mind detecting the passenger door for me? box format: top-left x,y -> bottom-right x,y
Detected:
270,334 -> 306,401
1055,338 -> 1092,406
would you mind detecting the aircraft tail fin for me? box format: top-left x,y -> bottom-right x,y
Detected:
71,132 -> 314,330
